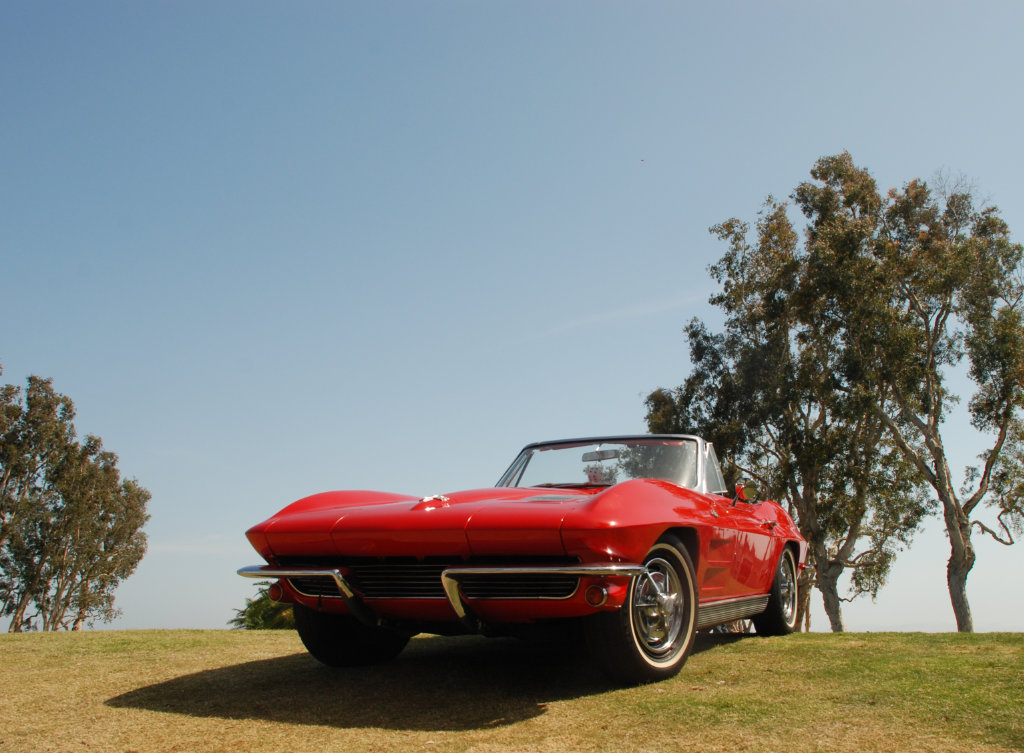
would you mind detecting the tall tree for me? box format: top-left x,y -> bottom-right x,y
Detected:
647,195 -> 931,632
796,156 -> 1024,631
0,374 -> 149,631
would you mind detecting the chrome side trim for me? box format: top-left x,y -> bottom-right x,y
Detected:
696,593 -> 770,630
237,565 -> 378,627
440,564 -> 645,624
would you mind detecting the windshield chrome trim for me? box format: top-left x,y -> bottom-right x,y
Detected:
496,434 -> 711,490
517,433 -> 703,450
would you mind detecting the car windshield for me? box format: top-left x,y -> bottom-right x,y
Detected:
497,438 -> 698,490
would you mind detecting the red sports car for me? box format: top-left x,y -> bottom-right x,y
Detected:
239,434 -> 806,683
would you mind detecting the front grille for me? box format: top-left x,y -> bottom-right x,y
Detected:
279,556 -> 580,601
350,562 -> 448,599
459,573 -> 578,599
288,576 -> 342,598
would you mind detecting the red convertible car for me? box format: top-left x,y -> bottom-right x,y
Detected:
239,434 -> 806,684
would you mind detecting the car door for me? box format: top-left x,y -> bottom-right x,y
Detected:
701,443 -> 774,597
712,497 -> 774,596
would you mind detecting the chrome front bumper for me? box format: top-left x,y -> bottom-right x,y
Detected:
238,562 -> 644,628
237,565 -> 379,626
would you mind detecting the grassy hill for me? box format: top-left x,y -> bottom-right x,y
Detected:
0,630 -> 1020,753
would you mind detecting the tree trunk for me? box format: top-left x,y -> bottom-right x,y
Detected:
7,566 -> 44,633
7,591 -> 32,633
796,568 -> 814,631
939,493 -> 976,632
817,561 -> 846,633
947,563 -> 974,632
947,528 -> 976,632
799,489 -> 849,633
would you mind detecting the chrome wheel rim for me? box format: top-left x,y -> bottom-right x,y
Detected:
779,551 -> 797,625
632,556 -> 684,658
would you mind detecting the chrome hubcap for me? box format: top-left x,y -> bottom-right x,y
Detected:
779,553 -> 796,624
632,557 -> 683,657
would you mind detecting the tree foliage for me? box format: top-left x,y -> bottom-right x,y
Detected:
651,153 -> 1024,632
229,583 -> 295,630
808,159 -> 1024,632
647,188 -> 932,632
0,372 -> 149,631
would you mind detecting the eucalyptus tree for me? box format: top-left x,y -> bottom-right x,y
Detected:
647,194 -> 930,632
0,374 -> 149,631
796,155 -> 1024,631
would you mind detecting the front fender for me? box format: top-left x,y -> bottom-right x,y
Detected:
559,479 -> 705,562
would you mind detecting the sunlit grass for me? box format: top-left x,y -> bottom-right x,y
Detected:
0,630 -> 1020,753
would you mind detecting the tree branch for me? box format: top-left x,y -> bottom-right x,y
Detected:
963,414 -> 1011,517
871,401 -> 937,488
970,511 -> 1016,546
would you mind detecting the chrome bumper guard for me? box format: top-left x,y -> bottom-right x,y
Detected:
237,565 -> 378,626
238,562 -> 644,629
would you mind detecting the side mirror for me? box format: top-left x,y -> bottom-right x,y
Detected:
734,479 -> 759,504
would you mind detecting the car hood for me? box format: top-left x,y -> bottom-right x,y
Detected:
250,486 -> 599,559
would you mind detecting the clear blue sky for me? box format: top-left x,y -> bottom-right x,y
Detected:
2,1 -> 1021,632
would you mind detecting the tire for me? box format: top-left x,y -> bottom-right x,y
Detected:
752,547 -> 798,636
293,604 -> 410,667
585,536 -> 698,684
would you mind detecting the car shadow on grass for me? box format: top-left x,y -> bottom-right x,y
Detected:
106,634 -> 608,731
105,632 -> 745,732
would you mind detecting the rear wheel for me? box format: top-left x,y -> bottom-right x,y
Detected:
585,537 -> 697,684
752,547 -> 798,636
293,604 -> 410,667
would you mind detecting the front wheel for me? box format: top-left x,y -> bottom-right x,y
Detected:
293,604 -> 410,667
585,537 -> 698,684
752,547 -> 799,636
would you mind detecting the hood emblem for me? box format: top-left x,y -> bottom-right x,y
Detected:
417,494 -> 451,510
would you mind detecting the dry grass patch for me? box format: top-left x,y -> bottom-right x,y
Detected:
0,630 -> 1020,753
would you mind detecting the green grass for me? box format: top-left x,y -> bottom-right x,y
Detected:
0,630 -> 1020,752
